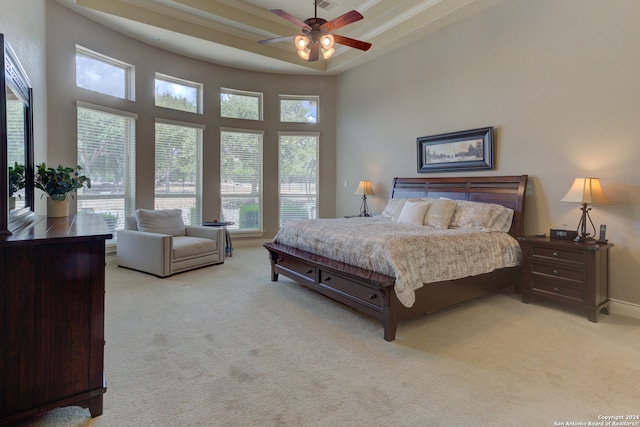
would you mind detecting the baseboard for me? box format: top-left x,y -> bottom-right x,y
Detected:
610,299 -> 640,320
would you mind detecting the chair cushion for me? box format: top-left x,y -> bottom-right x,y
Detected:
172,236 -> 217,260
135,209 -> 186,236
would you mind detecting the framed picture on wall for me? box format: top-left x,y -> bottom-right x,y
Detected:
417,127 -> 494,173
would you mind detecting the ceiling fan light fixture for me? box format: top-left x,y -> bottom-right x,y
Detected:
320,34 -> 334,49
297,47 -> 311,60
295,35 -> 310,49
321,47 -> 334,59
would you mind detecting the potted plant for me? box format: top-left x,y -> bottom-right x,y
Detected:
34,163 -> 91,217
8,162 -> 25,210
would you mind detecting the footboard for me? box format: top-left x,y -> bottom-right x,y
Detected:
264,242 -> 399,341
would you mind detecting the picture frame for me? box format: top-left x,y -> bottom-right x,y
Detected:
417,127 -> 494,173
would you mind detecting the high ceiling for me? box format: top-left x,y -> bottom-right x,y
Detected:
55,0 -> 502,75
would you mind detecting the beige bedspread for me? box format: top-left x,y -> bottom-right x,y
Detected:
273,217 -> 522,307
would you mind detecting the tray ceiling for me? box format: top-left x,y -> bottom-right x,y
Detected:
55,0 -> 503,75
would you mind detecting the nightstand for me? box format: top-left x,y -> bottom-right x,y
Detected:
519,236 -> 613,322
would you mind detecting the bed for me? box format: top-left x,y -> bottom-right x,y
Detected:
264,175 -> 528,341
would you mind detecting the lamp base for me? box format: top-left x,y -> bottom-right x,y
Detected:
359,195 -> 370,217
574,203 -> 597,243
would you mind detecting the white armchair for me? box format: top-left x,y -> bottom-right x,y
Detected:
117,209 -> 225,277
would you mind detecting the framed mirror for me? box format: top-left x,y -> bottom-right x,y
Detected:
1,33 -> 35,235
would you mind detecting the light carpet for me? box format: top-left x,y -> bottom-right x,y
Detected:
14,245 -> 640,427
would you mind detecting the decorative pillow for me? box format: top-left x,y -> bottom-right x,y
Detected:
423,199 -> 457,228
396,201 -> 430,225
449,201 -> 514,232
387,198 -> 430,222
381,198 -> 406,219
135,208 -> 186,236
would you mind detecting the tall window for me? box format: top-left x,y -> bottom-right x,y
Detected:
155,120 -> 203,225
75,45 -> 134,100
279,95 -> 319,123
155,73 -> 202,114
278,132 -> 319,227
220,128 -> 263,231
77,102 -> 137,239
220,88 -> 263,120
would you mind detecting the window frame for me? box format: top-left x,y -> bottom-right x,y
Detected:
278,95 -> 319,123
154,118 -> 205,225
76,101 -> 138,246
220,87 -> 264,121
277,131 -> 319,228
219,127 -> 264,234
155,72 -> 203,114
75,45 -> 135,101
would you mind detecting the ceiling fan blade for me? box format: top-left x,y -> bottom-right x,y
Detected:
322,10 -> 364,32
308,42 -> 320,62
332,34 -> 372,51
270,9 -> 311,31
258,35 -> 296,45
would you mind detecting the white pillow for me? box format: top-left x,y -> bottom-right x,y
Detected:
135,208 -> 186,236
396,201 -> 429,225
449,200 -> 514,232
381,198 -> 405,219
423,199 -> 457,228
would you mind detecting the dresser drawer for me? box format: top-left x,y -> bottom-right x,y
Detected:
531,245 -> 585,264
318,270 -> 384,309
530,278 -> 585,302
274,255 -> 315,283
530,261 -> 585,284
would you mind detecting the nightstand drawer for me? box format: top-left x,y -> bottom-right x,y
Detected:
530,262 -> 585,283
531,245 -> 585,264
530,278 -> 584,301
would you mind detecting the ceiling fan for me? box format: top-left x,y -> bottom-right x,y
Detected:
258,2 -> 372,62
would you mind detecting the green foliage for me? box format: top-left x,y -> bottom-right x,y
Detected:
77,108 -> 127,188
156,92 -> 197,113
280,99 -> 317,123
220,93 -> 259,120
239,203 -> 260,228
279,136 -> 317,184
155,122 -> 198,192
34,163 -> 91,200
8,162 -> 25,197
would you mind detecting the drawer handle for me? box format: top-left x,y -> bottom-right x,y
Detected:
306,269 -> 313,274
552,252 -> 559,257
324,276 -> 331,281
553,287 -> 560,293
277,258 -> 283,262
369,294 -> 377,300
553,269 -> 559,275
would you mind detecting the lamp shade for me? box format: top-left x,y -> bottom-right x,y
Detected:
561,177 -> 608,205
354,180 -> 375,196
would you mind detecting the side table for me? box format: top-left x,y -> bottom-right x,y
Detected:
202,221 -> 234,257
519,235 -> 613,322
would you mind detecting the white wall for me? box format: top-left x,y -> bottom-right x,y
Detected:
336,0 -> 640,306
44,1 -> 337,239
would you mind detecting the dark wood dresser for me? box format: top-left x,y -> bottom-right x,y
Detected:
519,235 -> 613,322
0,215 -> 111,425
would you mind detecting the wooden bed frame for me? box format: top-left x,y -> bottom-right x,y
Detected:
264,175 -> 528,341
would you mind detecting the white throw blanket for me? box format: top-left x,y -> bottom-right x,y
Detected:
273,217 -> 521,307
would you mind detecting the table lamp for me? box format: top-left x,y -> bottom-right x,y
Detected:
560,177 -> 608,242
354,180 -> 375,217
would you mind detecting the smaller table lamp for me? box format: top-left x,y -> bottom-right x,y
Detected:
354,180 -> 375,217
560,177 -> 608,242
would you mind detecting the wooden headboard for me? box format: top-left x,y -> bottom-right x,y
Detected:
390,175 -> 528,238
